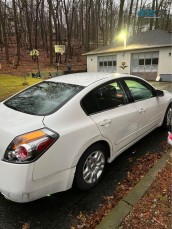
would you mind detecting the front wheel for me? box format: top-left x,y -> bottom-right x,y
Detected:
75,144 -> 107,190
162,103 -> 172,130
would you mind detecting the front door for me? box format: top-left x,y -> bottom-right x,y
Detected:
123,78 -> 163,137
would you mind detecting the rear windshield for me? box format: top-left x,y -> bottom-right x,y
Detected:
4,82 -> 84,115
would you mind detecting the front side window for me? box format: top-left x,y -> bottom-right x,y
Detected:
5,82 -> 84,115
124,79 -> 154,102
82,81 -> 128,115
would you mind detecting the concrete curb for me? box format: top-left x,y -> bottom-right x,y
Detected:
96,148 -> 172,229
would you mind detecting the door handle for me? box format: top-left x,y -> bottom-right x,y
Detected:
139,108 -> 146,113
100,119 -> 112,126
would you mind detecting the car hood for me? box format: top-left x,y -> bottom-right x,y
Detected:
0,103 -> 45,159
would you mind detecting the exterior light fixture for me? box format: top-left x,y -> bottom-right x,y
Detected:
118,30 -> 127,49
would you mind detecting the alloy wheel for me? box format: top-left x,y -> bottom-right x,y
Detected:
167,107 -> 172,126
83,150 -> 105,184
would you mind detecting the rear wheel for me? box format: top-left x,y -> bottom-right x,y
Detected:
162,103 -> 172,130
75,144 -> 107,190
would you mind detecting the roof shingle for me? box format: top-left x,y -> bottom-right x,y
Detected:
84,29 -> 172,55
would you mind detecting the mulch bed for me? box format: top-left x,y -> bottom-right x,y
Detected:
120,164 -> 172,229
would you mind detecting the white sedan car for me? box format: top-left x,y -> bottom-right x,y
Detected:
0,73 -> 171,203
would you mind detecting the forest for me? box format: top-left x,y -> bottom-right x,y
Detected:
0,0 -> 171,70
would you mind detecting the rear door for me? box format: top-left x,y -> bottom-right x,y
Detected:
82,80 -> 139,156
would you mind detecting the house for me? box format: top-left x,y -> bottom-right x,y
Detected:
84,30 -> 172,82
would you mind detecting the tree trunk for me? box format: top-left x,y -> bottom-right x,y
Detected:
127,0 -> 134,32
34,0 -> 42,49
21,0 -> 33,50
47,0 -> 53,65
133,0 -> 139,34
149,0 -> 156,30
0,0 -> 10,64
155,0 -> 164,29
118,0 -> 125,31
12,0 -> 21,68
63,0 -> 76,57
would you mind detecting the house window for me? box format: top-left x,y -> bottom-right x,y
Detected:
99,61 -> 103,67
132,51 -> 159,73
108,61 -> 112,66
104,61 -> 107,66
145,59 -> 151,65
152,58 -> 158,65
113,61 -> 117,66
98,55 -> 117,72
139,59 -> 144,65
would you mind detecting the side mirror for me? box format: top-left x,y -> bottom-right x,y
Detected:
156,89 -> 164,97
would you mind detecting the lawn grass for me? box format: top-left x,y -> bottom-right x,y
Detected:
0,74 -> 43,101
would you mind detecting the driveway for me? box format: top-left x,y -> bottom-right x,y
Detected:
150,81 -> 171,92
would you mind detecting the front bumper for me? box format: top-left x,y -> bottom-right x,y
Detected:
0,160 -> 76,203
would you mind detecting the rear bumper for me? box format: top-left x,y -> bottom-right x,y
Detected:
0,161 -> 75,203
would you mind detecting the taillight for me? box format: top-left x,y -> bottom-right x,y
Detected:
3,128 -> 59,163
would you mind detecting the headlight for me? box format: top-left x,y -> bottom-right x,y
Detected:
3,128 -> 59,163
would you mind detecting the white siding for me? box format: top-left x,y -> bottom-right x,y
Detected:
158,47 -> 172,75
87,56 -> 97,72
117,52 -> 131,74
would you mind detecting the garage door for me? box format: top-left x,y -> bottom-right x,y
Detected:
131,51 -> 159,81
98,55 -> 117,72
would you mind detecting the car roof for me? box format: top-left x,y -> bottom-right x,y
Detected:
47,72 -> 128,86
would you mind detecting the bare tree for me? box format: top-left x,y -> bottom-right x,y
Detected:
12,0 -> 21,68
63,0 -> 76,57
47,0 -> 53,65
0,0 -> 171,69
149,0 -> 156,30
133,0 -> 139,34
155,0 -> 164,29
34,0 -> 42,49
118,0 -> 126,31
21,0 -> 33,50
0,0 -> 10,63
127,0 -> 134,31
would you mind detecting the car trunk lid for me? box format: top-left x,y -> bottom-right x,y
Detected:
0,103 -> 45,159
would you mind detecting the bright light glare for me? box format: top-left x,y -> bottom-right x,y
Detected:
120,34 -> 125,39
118,30 -> 127,40
118,30 -> 127,48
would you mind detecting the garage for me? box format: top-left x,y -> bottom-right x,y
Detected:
84,30 -> 172,81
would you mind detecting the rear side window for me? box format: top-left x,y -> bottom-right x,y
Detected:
4,82 -> 84,115
82,81 -> 128,115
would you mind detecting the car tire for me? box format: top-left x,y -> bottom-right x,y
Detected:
162,103 -> 172,130
75,143 -> 107,191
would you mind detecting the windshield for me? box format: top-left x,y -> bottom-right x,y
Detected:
4,82 -> 84,115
